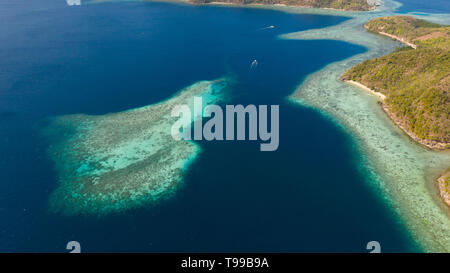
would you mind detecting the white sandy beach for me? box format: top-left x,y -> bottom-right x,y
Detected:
345,80 -> 386,100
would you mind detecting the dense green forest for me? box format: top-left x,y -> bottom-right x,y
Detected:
363,16 -> 450,50
343,16 -> 449,146
190,0 -> 375,11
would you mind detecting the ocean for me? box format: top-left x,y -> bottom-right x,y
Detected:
0,0 -> 418,252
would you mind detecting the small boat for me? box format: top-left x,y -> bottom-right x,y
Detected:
250,59 -> 258,69
260,25 -> 275,30
66,0 -> 81,6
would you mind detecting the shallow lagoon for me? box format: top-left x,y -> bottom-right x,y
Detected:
0,0 -> 430,252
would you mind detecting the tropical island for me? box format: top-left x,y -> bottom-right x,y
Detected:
190,0 -> 379,11
342,15 -> 450,206
343,16 -> 449,149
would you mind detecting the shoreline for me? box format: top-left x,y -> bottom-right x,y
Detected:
377,31 -> 417,48
206,2 -> 376,12
345,80 -> 448,150
380,104 -> 449,150
363,25 -> 418,48
345,80 -> 386,100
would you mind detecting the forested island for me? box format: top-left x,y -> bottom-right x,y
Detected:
190,0 -> 378,11
342,16 -> 450,205
343,16 -> 449,149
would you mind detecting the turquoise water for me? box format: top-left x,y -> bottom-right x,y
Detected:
0,0 -> 420,252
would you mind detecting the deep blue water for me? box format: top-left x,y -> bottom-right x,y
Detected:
395,0 -> 450,14
0,1 -> 419,252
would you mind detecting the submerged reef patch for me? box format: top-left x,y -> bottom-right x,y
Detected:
42,79 -> 228,215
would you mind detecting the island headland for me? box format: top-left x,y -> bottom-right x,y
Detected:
341,15 -> 450,207
342,16 -> 449,150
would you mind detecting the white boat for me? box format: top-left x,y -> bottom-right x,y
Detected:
250,59 -> 258,69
